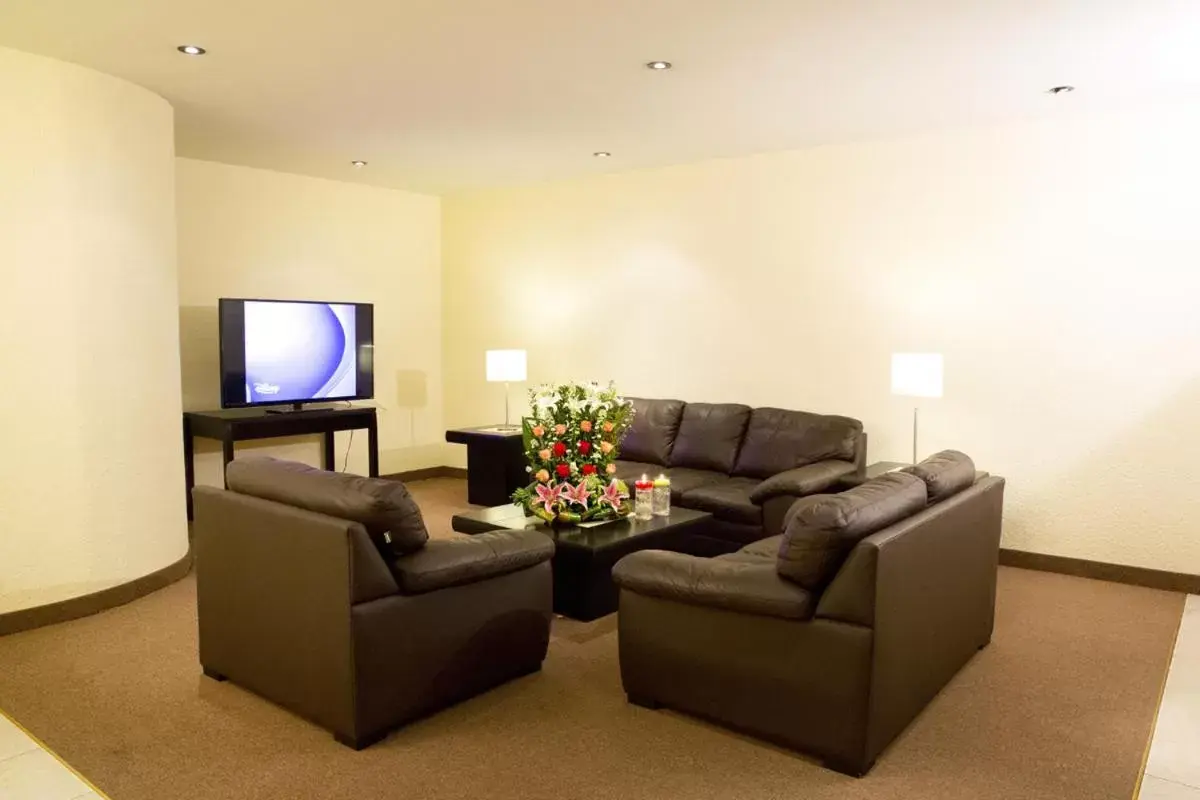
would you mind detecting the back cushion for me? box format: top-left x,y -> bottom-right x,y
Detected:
668,402 -> 752,473
620,398 -> 686,465
226,457 -> 429,557
734,408 -> 863,478
776,472 -> 927,590
903,450 -> 976,502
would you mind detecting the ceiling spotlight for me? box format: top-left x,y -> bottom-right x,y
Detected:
593,151 -> 611,158
645,61 -> 672,71
177,45 -> 206,56
351,160 -> 367,168
1047,85 -> 1075,94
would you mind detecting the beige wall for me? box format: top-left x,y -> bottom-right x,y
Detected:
0,47 -> 187,610
443,102 -> 1200,574
176,158 -> 445,486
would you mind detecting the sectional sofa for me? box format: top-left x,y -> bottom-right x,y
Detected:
615,397 -> 866,554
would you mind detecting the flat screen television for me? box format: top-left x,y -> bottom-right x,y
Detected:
218,298 -> 374,409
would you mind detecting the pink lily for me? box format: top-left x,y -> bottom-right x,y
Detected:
534,482 -> 563,513
600,479 -> 628,512
562,480 -> 591,509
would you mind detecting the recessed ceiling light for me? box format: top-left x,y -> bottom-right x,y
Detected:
351,160 -> 367,168
1047,85 -> 1075,94
177,45 -> 206,56
645,61 -> 672,71
593,151 -> 611,158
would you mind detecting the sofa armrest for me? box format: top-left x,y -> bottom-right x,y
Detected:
750,460 -> 857,504
612,550 -> 814,621
390,530 -> 554,595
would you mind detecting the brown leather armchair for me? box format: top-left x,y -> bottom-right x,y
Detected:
612,452 -> 1004,776
193,458 -> 554,749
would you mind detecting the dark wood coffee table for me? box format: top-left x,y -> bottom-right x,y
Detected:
452,505 -> 713,621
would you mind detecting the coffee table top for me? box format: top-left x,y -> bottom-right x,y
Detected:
451,504 -> 712,552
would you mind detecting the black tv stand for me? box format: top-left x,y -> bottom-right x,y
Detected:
183,406 -> 379,520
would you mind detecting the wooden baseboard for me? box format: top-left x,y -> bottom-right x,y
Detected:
383,466 -> 468,482
1000,548 -> 1200,594
0,549 -> 194,637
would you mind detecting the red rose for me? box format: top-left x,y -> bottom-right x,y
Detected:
553,442 -> 567,457
555,463 -> 571,478
581,464 -> 596,475
578,441 -> 591,455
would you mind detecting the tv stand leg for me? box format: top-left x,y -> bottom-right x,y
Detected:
221,437 -> 235,487
323,431 -> 336,471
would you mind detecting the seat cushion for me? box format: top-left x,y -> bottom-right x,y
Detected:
226,457 -> 429,557
738,535 -> 784,559
680,478 -> 762,525
390,530 -> 554,595
733,408 -> 863,479
776,472 -> 927,591
902,450 -> 976,503
619,398 -> 686,465
668,402 -> 752,473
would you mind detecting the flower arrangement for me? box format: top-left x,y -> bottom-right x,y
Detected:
511,381 -> 635,524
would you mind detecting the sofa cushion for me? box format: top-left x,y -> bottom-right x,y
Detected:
390,530 -> 554,595
619,398 -> 686,466
226,457 -> 429,558
902,450 -> 976,503
679,478 -> 762,525
734,408 -> 863,479
613,550 -> 815,621
739,535 -> 784,560
669,402 -> 752,473
776,472 -> 927,591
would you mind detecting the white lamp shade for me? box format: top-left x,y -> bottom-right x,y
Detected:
486,349 -> 527,382
891,353 -> 944,398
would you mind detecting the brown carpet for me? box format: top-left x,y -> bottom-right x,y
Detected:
0,478 -> 1183,800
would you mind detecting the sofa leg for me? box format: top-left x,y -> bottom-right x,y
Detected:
202,666 -> 228,682
334,729 -> 388,750
824,757 -> 873,778
626,693 -> 661,710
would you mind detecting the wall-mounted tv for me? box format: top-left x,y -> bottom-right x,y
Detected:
218,298 -> 374,409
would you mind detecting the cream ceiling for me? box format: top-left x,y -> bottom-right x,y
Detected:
1,0 -> 1198,194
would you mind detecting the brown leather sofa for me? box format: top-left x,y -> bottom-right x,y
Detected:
616,398 -> 866,554
192,457 -> 555,749
612,451 -> 1004,776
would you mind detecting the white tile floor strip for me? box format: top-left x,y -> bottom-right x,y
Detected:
0,713 -> 106,800
1140,594 -> 1200,799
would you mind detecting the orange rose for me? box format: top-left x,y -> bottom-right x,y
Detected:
554,424 -> 567,436
605,463 -> 617,475
531,425 -> 545,438
602,421 -> 614,433
536,469 -> 550,483
600,441 -> 614,455
538,449 -> 551,461
580,420 -> 593,433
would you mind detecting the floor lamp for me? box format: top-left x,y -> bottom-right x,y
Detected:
486,349 -> 527,430
891,353 -> 943,464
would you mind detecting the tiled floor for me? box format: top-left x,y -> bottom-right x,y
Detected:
1140,594 -> 1200,799
0,713 -> 101,800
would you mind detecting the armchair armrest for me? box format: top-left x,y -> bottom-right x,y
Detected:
390,530 -> 554,595
612,550 -> 814,621
750,460 -> 857,504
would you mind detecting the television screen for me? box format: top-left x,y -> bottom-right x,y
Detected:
218,298 -> 374,408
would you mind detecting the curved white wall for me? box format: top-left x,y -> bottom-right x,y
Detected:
0,47 -> 187,611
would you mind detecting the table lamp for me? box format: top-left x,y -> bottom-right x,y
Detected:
486,349 -> 527,430
891,353 -> 943,464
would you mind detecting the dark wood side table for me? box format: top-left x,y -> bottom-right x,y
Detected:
834,461 -> 909,490
183,407 -> 379,519
452,505 -> 714,621
444,426 -> 527,506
